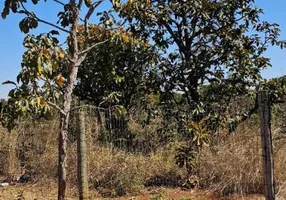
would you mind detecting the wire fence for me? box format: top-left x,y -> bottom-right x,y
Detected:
1,99 -> 286,199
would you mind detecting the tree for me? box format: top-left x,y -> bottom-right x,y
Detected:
114,0 -> 286,122
110,0 -> 286,181
74,25 -> 160,108
1,0 -> 115,199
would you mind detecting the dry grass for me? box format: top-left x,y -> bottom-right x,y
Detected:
1,115 -> 286,199
199,121 -> 286,199
68,143 -> 185,197
199,122 -> 264,195
0,182 -> 79,200
0,127 -> 19,180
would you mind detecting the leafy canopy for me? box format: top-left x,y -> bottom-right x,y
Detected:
113,0 -> 286,120
74,25 -> 160,107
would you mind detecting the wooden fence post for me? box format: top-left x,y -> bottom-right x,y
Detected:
77,109 -> 89,200
258,91 -> 275,200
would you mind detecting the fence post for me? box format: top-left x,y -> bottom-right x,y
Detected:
77,109 -> 89,200
258,91 -> 275,200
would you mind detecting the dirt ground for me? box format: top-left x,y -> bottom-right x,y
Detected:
0,184 -> 264,200
113,187 -> 264,200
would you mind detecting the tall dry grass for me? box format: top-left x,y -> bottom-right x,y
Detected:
1,112 -> 286,199
199,122 -> 264,195
199,120 -> 286,199
0,127 -> 20,181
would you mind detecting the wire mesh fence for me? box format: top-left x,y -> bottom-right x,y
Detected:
1,100 -> 286,199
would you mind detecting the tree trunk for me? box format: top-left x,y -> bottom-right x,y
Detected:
58,63 -> 79,200
77,109 -> 89,200
58,0 -> 81,198
58,114 -> 69,200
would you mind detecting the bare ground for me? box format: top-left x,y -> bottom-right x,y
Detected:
0,184 -> 264,200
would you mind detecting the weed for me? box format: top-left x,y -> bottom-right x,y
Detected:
150,193 -> 164,200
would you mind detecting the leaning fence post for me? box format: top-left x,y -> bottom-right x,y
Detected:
258,91 -> 275,200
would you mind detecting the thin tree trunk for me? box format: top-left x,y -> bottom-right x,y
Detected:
77,109 -> 89,200
58,63 -> 79,200
58,0 -> 80,198
58,114 -> 69,200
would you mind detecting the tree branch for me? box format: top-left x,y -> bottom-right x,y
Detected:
35,17 -> 70,33
71,104 -> 99,112
78,0 -> 83,9
79,39 -> 108,56
161,19 -> 186,53
229,93 -> 259,133
83,0 -> 105,49
182,12 -> 190,56
47,101 -> 66,116
19,2 -> 70,33
52,0 -> 65,6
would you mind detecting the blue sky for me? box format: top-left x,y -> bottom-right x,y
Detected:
0,0 -> 286,99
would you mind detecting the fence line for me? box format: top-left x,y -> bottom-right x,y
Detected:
0,96 -> 285,199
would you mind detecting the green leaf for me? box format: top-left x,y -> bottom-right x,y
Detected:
1,6 -> 9,19
19,20 -> 29,33
2,80 -> 17,86
84,0 -> 93,7
37,56 -> 42,74
30,18 -> 38,29
114,105 -> 126,118
50,30 -> 59,35
31,0 -> 39,5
